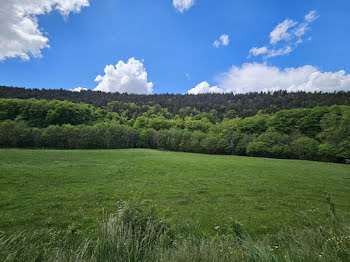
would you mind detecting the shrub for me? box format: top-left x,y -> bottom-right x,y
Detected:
318,143 -> 337,162
235,134 -> 255,155
337,141 -> 350,161
0,120 -> 18,147
41,125 -> 66,148
291,137 -> 319,160
200,134 -> 230,154
246,141 -> 270,157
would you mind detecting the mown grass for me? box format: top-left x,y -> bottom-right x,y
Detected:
0,149 -> 350,237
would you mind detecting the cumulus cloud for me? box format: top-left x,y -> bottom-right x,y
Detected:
188,63 -> 350,94
0,0 -> 89,61
94,58 -> 153,94
218,63 -> 350,94
173,0 -> 195,13
187,81 -> 224,94
249,10 -> 319,59
213,34 -> 230,48
70,87 -> 88,92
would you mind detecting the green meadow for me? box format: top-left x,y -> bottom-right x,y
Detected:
1,149 -> 349,236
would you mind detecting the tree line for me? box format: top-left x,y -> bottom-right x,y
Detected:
1,98 -> 349,163
1,86 -> 350,118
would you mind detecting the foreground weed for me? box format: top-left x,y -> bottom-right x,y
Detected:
1,201 -> 350,262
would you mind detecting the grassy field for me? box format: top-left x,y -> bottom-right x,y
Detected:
0,149 -> 349,236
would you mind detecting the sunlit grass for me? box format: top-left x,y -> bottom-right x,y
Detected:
0,149 -> 349,236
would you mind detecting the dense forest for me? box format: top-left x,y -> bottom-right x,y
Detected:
1,98 -> 349,163
1,86 -> 350,118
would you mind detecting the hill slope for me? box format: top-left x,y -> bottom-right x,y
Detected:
1,149 -> 349,235
1,86 -> 350,117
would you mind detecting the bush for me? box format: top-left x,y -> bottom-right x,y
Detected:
0,120 -> 18,147
246,141 -> 269,157
318,143 -> 337,162
235,134 -> 255,155
41,125 -> 66,148
200,134 -> 230,154
291,137 -> 319,160
0,120 -> 42,148
337,141 -> 350,161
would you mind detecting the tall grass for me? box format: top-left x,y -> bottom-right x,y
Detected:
1,201 -> 350,262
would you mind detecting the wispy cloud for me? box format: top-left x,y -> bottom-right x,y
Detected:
270,19 -> 298,44
305,10 -> 319,22
249,10 -> 319,59
265,46 -> 294,58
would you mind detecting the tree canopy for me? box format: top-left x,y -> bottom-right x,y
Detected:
1,97 -> 349,163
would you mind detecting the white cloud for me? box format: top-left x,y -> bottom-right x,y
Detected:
70,87 -> 88,92
294,23 -> 308,38
305,10 -> 319,23
293,10 -> 319,40
218,63 -> 350,94
249,46 -> 268,57
266,46 -> 293,58
270,19 -> 297,44
249,11 -> 319,59
213,34 -> 230,48
173,0 -> 195,13
250,45 -> 294,59
0,0 -> 89,61
213,40 -> 220,48
187,81 -> 224,95
94,58 -> 153,94
220,35 -> 230,46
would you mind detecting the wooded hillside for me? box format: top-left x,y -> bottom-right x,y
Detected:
1,86 -> 350,118
1,97 -> 349,163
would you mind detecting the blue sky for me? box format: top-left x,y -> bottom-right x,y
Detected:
0,0 -> 350,94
